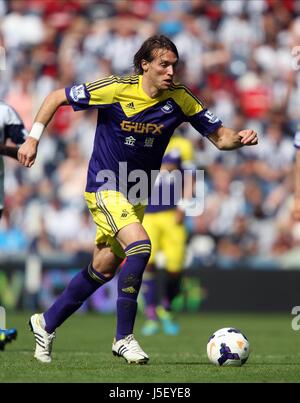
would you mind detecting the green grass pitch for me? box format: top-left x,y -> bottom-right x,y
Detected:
1,311 -> 300,383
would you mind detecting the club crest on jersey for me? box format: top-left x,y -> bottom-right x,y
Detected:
161,100 -> 173,114
70,85 -> 86,102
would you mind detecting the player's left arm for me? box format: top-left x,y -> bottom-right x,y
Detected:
207,126 -> 258,150
180,89 -> 258,150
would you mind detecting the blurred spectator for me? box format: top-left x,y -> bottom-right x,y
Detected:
5,67 -> 37,130
1,0 -> 45,50
0,0 -> 299,270
102,15 -> 150,76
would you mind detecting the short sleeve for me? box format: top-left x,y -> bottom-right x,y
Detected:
171,85 -> 222,136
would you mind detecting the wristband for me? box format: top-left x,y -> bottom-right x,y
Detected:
294,131 -> 300,149
28,122 -> 45,141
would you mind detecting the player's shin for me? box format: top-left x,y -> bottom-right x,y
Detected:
43,263 -> 111,333
116,240 -> 151,341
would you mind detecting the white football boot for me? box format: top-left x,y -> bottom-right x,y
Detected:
112,334 -> 149,364
29,314 -> 55,363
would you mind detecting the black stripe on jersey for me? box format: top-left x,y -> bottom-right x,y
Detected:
95,192 -> 119,234
87,76 -> 139,92
88,78 -> 138,92
115,75 -> 139,82
86,76 -> 122,90
115,75 -> 139,83
86,76 -> 115,90
170,84 -> 204,107
87,77 -> 118,92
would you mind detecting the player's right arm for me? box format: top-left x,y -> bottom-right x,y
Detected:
18,76 -> 118,168
18,89 -> 68,167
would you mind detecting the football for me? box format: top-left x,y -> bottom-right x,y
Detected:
207,327 -> 250,366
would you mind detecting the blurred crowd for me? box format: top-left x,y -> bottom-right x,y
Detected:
1,0 -> 300,269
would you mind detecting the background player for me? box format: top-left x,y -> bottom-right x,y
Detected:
141,132 -> 195,336
0,100 -> 27,350
0,100 -> 27,217
18,35 -> 258,364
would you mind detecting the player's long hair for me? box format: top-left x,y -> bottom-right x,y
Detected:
133,35 -> 179,75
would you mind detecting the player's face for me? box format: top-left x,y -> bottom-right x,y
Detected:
143,49 -> 178,91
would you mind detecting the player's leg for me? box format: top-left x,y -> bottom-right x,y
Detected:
29,191 -> 124,363
30,244 -> 121,363
158,210 -> 186,335
115,222 -> 151,338
88,190 -> 150,363
43,243 -> 122,333
112,220 -> 151,364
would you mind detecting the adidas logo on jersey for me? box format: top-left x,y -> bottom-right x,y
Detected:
125,102 -> 135,109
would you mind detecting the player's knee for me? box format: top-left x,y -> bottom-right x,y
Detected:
91,250 -> 123,281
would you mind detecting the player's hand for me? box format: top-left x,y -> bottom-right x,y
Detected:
238,129 -> 258,146
293,197 -> 300,221
17,137 -> 38,167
